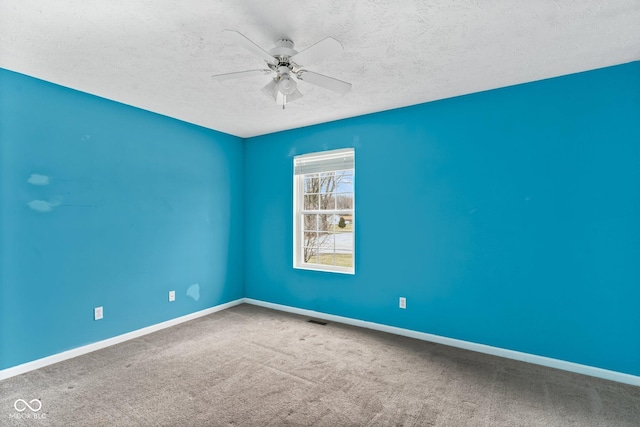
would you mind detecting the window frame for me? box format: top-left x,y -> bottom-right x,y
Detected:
293,149 -> 355,274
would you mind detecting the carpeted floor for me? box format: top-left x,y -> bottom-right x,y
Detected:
1,304 -> 639,426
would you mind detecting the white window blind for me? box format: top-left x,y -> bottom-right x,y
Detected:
294,148 -> 354,175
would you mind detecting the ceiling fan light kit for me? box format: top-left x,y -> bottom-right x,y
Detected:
212,30 -> 352,109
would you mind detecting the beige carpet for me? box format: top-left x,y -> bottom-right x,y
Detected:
1,304 -> 638,426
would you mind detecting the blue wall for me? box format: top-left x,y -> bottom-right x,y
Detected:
0,70 -> 244,369
2,62 -> 638,377
244,62 -> 640,376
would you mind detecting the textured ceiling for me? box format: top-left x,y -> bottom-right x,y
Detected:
1,1 -> 639,138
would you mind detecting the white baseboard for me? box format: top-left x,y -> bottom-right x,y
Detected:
0,298 -> 244,381
244,298 -> 640,386
3,297 -> 638,386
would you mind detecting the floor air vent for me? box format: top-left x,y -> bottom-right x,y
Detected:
307,319 -> 328,325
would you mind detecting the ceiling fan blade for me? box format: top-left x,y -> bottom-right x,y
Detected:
223,30 -> 274,64
212,69 -> 271,81
292,37 -> 343,66
297,71 -> 352,94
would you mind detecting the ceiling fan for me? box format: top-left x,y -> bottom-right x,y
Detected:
212,30 -> 352,109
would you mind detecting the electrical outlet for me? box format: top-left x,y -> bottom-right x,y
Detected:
399,297 -> 406,309
169,290 -> 176,302
94,306 -> 103,320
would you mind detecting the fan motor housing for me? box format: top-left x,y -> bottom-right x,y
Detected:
269,39 -> 298,58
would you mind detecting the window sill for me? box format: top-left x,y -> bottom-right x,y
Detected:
294,263 -> 355,275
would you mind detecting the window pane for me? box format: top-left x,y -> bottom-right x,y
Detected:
332,214 -> 353,232
303,247 -> 318,264
325,214 -> 337,231
334,250 -> 353,268
336,171 -> 354,193
320,194 -> 335,210
335,230 -> 353,253
318,214 -> 332,232
304,194 -> 319,210
303,214 -> 318,231
318,231 -> 336,267
304,232 -> 318,250
304,175 -> 319,193
318,232 -> 335,251
328,215 -> 347,232
317,253 -> 336,266
336,193 -> 353,210
319,172 -> 337,194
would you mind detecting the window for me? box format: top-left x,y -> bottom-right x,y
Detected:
294,148 -> 355,274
